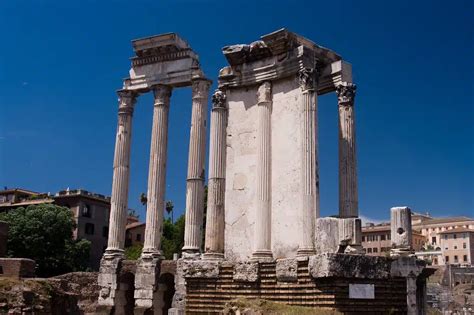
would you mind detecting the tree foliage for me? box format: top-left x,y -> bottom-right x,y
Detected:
125,244 -> 143,260
161,215 -> 185,259
0,204 -> 91,277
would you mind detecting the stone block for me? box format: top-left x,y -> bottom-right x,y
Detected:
308,253 -> 391,279
233,262 -> 259,282
181,260 -> 219,279
314,217 -> 340,254
0,258 -> 35,278
275,258 -> 297,282
391,256 -> 425,278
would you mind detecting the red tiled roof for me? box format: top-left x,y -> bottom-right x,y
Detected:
126,222 -> 145,230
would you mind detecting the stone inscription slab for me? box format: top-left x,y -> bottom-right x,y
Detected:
349,284 -> 375,299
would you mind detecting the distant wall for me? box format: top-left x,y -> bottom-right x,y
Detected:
0,221 -> 8,257
0,258 -> 35,278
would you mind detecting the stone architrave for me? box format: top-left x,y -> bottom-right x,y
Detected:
390,206 -> 415,257
182,79 -> 211,257
204,89 -> 227,260
252,81 -> 274,261
297,68 -> 318,256
337,82 -> 358,218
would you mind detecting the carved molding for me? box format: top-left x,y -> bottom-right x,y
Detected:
153,85 -> 172,106
192,79 -> 211,99
257,81 -> 272,104
298,68 -> 317,91
212,89 -> 227,109
336,82 -> 356,106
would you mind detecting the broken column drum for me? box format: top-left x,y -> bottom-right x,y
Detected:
391,206 -> 414,257
97,33 -> 210,314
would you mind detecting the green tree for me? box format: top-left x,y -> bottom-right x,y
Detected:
125,244 -> 143,260
0,204 -> 91,277
161,215 -> 185,259
165,200 -> 174,223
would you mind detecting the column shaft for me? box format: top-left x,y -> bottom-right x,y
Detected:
252,82 -> 273,260
183,79 -> 211,255
298,68 -> 318,256
204,90 -> 227,260
142,85 -> 172,256
106,90 -> 136,254
337,83 -> 358,218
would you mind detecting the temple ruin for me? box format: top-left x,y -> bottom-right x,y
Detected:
98,29 -> 432,314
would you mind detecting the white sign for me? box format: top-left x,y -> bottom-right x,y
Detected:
349,284 -> 375,299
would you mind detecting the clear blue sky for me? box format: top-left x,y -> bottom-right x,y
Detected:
0,0 -> 472,222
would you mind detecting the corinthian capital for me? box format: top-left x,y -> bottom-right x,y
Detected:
117,90 -> 137,115
212,89 -> 226,109
257,82 -> 272,104
298,68 -> 317,91
153,85 -> 172,106
336,82 -> 356,106
192,79 -> 212,99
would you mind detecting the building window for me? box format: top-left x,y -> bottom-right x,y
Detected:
454,255 -> 458,263
434,258 -> 438,265
381,235 -> 386,241
373,248 -> 378,253
367,248 -> 372,253
102,226 -> 108,238
362,236 -> 365,242
85,223 -> 95,235
432,237 -> 436,244
464,255 -> 468,262
444,235 -> 448,240
453,234 -> 457,239
454,246 -> 457,249
445,256 -> 449,263
136,234 -> 142,241
82,205 -> 92,218
463,243 -> 467,249
387,234 -> 391,240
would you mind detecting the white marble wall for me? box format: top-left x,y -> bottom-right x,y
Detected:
224,78 -> 304,261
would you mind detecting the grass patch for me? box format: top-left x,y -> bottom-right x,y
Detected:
223,298 -> 342,315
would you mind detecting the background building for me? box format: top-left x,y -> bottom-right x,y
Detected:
362,222 -> 426,256
0,187 -> 111,270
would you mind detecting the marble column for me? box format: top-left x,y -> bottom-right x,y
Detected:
134,85 -> 171,313
297,68 -> 318,256
105,90 -> 137,255
142,85 -> 172,257
336,82 -> 358,218
252,81 -> 273,261
203,89 -> 227,260
98,90 -> 136,310
182,79 -> 211,257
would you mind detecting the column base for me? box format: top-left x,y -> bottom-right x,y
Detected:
297,247 -> 316,257
202,252 -> 224,261
140,248 -> 165,260
182,246 -> 201,260
251,250 -> 273,262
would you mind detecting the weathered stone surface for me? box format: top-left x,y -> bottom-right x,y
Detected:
97,255 -> 122,308
233,262 -> 259,282
181,259 -> 220,278
308,253 -> 391,279
391,256 -> 425,278
0,258 -> 35,278
275,259 -> 298,282
390,206 -> 415,257
134,256 -> 161,310
314,217 -> 340,254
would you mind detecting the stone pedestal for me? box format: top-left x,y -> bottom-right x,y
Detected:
134,255 -> 161,313
183,79 -> 211,256
204,90 -> 227,260
390,206 -> 415,257
252,82 -> 273,261
337,82 -> 358,218
97,254 -> 123,311
314,217 -> 363,254
297,68 -> 318,256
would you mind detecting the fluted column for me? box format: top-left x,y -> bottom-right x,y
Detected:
182,79 -> 211,256
297,68 -> 318,256
252,81 -> 273,261
105,90 -> 136,255
203,89 -> 227,260
142,85 -> 172,257
336,82 -> 358,218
